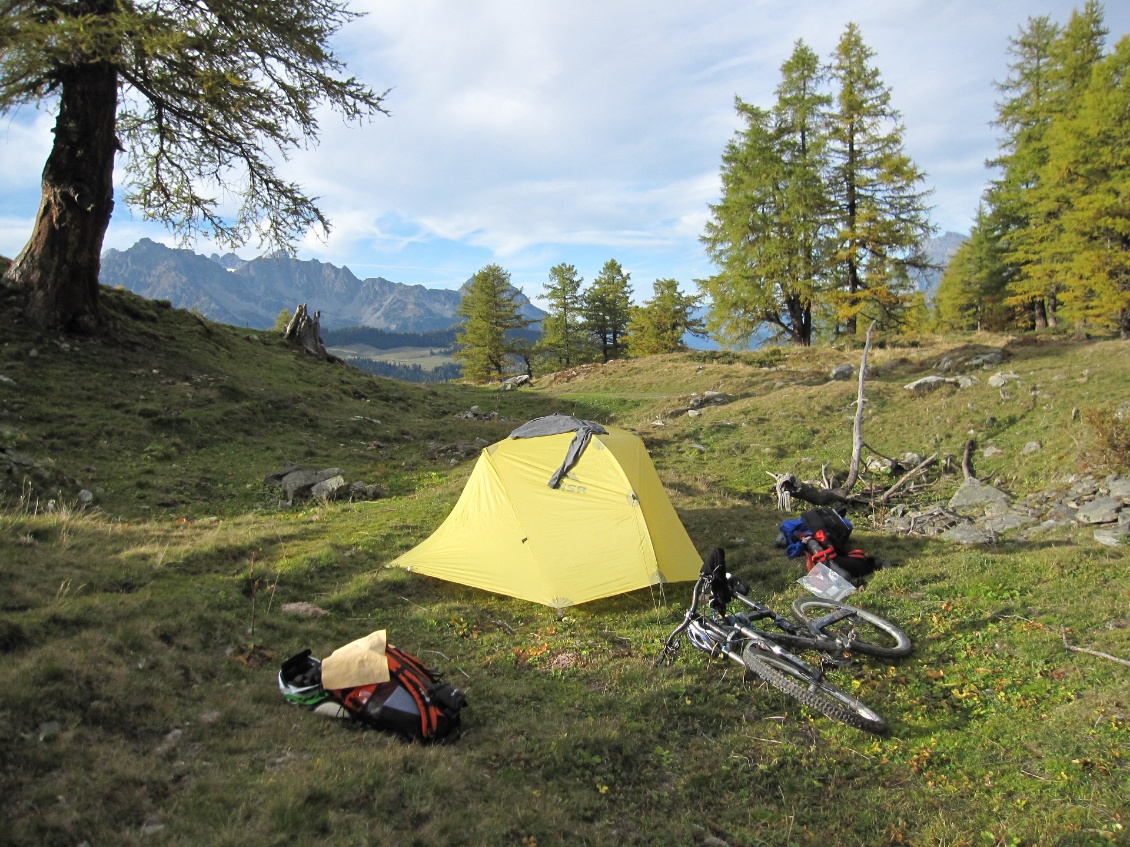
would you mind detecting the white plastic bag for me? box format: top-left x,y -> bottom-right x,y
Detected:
797,562 -> 856,601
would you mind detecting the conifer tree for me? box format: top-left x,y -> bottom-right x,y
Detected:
582,259 -> 633,362
454,265 -> 530,383
1043,35 -> 1130,337
934,205 -> 1012,331
827,23 -> 934,336
700,41 -> 834,346
1002,2 -> 1108,328
535,263 -> 591,370
984,14 -> 1059,330
625,279 -> 705,357
1,0 -> 387,333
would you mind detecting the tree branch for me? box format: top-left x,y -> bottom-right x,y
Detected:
1062,628 -> 1130,667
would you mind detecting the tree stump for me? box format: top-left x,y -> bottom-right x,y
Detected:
282,303 -> 330,359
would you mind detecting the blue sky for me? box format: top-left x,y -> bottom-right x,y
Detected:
2,1 -> 1127,308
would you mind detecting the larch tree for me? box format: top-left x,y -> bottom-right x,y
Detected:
700,41 -> 834,347
1043,34 -> 1130,337
827,23 -> 934,337
934,204 -> 1012,331
454,264 -> 530,383
534,262 -> 590,371
0,0 -> 387,333
624,278 -> 705,358
582,259 -> 633,362
984,13 -> 1060,329
1002,2 -> 1108,329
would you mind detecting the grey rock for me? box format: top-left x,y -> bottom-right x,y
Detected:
982,445 -> 1005,458
949,478 -> 1011,514
956,375 -> 977,388
310,475 -> 346,501
1021,441 -> 1042,455
983,510 -> 1033,534
1045,503 -> 1078,522
968,351 -> 1005,367
831,364 -> 853,380
1075,497 -> 1123,525
687,409 -> 702,417
347,481 -> 383,500
1107,478 -> 1130,502
941,524 -> 995,544
278,468 -> 347,502
1094,526 -> 1129,547
1,448 -> 36,467
905,375 -> 958,392
988,371 -> 1020,388
1070,478 -> 1099,497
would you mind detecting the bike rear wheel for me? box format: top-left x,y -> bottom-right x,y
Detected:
741,645 -> 887,734
790,599 -> 912,659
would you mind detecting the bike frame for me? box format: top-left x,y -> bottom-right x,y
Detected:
660,576 -> 828,682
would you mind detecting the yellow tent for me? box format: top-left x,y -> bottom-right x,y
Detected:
391,421 -> 701,608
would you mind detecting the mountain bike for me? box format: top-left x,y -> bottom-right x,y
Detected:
657,548 -> 910,733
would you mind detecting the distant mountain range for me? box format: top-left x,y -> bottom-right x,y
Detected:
913,232 -> 967,299
99,232 -> 964,336
99,239 -> 546,333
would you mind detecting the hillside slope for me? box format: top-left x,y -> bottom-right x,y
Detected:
1,288 -> 1127,847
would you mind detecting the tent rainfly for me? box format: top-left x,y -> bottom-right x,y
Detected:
391,415 -> 701,608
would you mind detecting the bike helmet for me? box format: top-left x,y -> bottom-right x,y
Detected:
278,649 -> 331,707
686,620 -> 720,654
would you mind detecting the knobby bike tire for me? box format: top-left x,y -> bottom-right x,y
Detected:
740,646 -> 887,734
790,599 -> 912,659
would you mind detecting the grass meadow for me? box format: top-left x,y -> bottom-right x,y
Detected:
1,286 -> 1127,846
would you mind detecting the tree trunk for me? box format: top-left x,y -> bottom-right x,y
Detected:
3,61 -> 118,333
1033,298 -> 1048,330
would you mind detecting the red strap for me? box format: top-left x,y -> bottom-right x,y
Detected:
387,648 -> 437,737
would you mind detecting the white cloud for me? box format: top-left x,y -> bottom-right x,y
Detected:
3,0 -> 1128,297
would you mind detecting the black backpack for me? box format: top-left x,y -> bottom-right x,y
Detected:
279,646 -> 467,742
800,508 -> 879,579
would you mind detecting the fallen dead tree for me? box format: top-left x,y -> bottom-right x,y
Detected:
767,322 -> 940,511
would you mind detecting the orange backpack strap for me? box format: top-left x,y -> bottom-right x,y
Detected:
386,646 -> 438,738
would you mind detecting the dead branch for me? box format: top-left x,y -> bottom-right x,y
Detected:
1062,628 -> 1130,667
767,471 -> 794,511
962,439 -> 977,480
768,322 -> 876,509
840,323 -> 874,492
765,322 -> 948,511
879,453 -> 938,505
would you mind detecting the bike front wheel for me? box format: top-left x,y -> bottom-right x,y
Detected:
790,599 -> 912,659
741,645 -> 887,734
